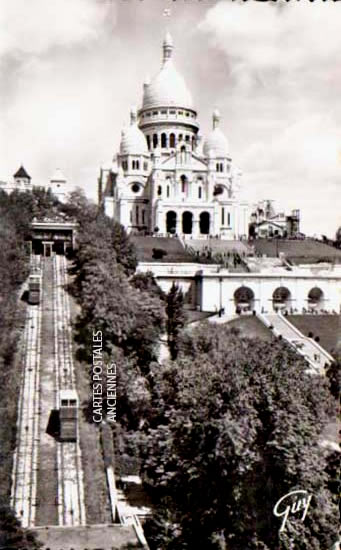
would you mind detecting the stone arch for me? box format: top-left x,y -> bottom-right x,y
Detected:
169,133 -> 176,148
153,134 -> 158,148
234,286 -> 255,313
272,286 -> 291,311
308,287 -> 324,311
199,211 -> 210,235
182,211 -> 193,234
166,211 -> 177,234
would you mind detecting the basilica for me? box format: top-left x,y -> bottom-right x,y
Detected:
98,33 -> 249,239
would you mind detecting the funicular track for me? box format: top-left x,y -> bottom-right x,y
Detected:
11,254 -> 86,529
53,254 -> 86,526
11,256 -> 43,528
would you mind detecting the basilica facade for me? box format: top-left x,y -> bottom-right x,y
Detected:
98,33 -> 249,239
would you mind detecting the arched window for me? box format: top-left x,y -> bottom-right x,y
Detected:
308,287 -> 324,310
146,136 -> 151,150
166,211 -> 177,234
185,135 -> 190,142
136,206 -> 139,224
272,287 -> 291,311
169,133 -> 175,148
221,207 -> 225,225
142,209 -> 145,224
157,185 -> 162,197
167,185 -> 170,198
136,160 -> 140,170
234,287 -> 254,312
216,163 -> 219,172
132,160 -> 135,170
199,211 -> 210,235
178,134 -> 183,142
180,175 -> 187,193
143,161 -> 148,171
161,133 -> 167,148
213,185 -> 224,196
153,134 -> 158,148
182,212 -> 193,234
227,212 -> 231,226
198,186 -> 202,199
192,136 -> 196,149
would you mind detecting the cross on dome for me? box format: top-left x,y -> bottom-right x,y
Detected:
213,109 -> 221,129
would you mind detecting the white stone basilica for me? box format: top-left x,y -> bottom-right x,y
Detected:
98,33 -> 249,239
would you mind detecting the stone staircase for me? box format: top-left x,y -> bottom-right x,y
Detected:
259,313 -> 334,372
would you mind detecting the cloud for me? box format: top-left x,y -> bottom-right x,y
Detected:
0,0 -> 113,59
199,1 -> 341,77
198,1 -> 341,237
0,0 -> 118,193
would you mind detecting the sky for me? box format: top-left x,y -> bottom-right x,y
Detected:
1,0 -> 340,237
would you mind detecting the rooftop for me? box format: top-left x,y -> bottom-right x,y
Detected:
13,165 -> 31,180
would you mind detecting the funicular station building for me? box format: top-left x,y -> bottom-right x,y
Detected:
30,217 -> 77,256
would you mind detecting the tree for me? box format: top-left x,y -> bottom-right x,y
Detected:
141,323 -> 339,550
335,226 -> 341,247
0,506 -> 42,549
166,283 -> 185,360
325,357 -> 340,399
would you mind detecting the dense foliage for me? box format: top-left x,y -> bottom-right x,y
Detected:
139,324 -> 339,550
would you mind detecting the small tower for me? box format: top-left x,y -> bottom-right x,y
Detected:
13,165 -> 31,188
50,168 -> 67,202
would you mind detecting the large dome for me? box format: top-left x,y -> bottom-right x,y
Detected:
120,108 -> 148,155
203,110 -> 230,158
142,34 -> 193,111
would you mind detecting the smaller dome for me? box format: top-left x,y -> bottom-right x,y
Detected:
120,108 -> 148,155
203,111 -> 229,158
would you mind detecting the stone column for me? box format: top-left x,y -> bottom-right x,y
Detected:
176,212 -> 181,236
193,216 -> 200,238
